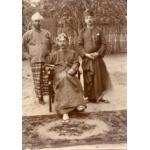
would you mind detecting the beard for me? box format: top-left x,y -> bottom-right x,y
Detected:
61,45 -> 67,49
87,21 -> 93,26
33,24 -> 41,30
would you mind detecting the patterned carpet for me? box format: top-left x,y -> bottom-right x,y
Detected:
22,110 -> 127,149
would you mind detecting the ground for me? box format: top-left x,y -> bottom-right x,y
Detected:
22,54 -> 126,116
22,53 -> 127,150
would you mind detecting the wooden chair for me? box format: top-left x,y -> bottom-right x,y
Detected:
45,64 -> 55,112
45,64 -> 83,112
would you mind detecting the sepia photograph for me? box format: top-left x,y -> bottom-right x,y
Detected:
22,0 -> 127,149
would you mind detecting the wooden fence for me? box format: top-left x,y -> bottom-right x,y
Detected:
101,24 -> 127,54
24,20 -> 127,54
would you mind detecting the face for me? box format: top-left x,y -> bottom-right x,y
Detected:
32,19 -> 42,30
57,38 -> 69,50
85,16 -> 95,26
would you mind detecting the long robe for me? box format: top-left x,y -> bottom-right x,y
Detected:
46,49 -> 86,114
77,27 -> 112,101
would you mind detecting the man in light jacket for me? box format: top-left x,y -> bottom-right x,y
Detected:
22,12 -> 52,104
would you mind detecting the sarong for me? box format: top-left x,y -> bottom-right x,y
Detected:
31,62 -> 49,98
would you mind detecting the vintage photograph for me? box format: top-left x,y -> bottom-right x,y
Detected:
22,0 -> 127,149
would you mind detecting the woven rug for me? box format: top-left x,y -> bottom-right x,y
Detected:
22,110 -> 127,149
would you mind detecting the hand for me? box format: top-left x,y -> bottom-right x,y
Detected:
49,65 -> 55,70
45,65 -> 55,75
45,65 -> 55,71
85,53 -> 95,60
91,52 -> 99,59
68,69 -> 75,75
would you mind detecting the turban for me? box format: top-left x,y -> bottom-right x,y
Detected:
83,9 -> 95,17
31,12 -> 43,21
56,33 -> 69,42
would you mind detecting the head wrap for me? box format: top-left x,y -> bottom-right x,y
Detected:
83,9 -> 95,17
31,12 -> 43,21
56,33 -> 69,42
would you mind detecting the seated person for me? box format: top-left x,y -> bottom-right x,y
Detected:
46,33 -> 86,123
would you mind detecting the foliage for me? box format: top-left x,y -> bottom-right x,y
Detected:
22,0 -> 127,54
22,0 -> 126,35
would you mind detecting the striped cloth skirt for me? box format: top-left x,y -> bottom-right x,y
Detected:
31,62 -> 49,98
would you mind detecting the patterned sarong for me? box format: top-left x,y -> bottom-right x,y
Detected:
31,62 -> 49,98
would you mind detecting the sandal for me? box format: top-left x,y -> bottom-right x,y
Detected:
77,105 -> 86,112
62,119 -> 70,124
62,114 -> 70,124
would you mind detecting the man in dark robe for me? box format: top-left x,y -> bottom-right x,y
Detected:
46,33 -> 86,123
77,9 -> 112,103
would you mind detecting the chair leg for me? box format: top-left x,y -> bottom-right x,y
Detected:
52,95 -> 54,103
49,93 -> 52,112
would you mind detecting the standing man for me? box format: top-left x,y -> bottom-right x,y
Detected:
77,9 -> 112,103
22,12 -> 52,105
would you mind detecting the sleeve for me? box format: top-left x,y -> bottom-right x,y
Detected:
45,52 -> 56,65
69,52 -> 80,75
45,31 -> 53,52
77,29 -> 86,57
22,32 -> 31,59
97,32 -> 107,57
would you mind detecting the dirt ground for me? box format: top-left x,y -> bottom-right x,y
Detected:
22,53 -> 127,116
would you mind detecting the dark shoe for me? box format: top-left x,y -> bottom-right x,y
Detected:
89,99 -> 97,103
98,98 -> 110,103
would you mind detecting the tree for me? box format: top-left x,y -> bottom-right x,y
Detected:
22,0 -> 127,53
